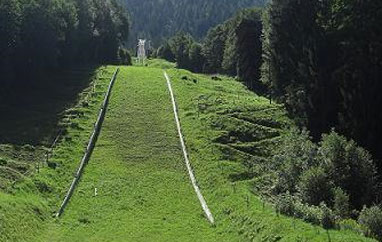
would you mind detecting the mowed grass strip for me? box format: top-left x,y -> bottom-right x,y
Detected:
36,66 -> 238,242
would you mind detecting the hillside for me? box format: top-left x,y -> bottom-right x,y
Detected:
123,0 -> 267,47
0,61 -> 373,241
1,0 -> 381,240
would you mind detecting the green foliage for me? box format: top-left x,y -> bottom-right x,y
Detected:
272,128 -> 318,194
298,166 -> 334,206
358,205 -> 382,240
159,32 -> 206,73
275,193 -> 335,228
123,0 -> 267,48
202,24 -> 227,73
327,0 -> 382,172
163,7 -> 264,91
0,0 -> 130,83
320,131 -> 379,209
270,128 -> 380,233
333,187 -> 351,219
262,0 -> 382,174
261,0 -> 327,129
188,42 -> 205,73
338,219 -> 364,235
118,48 -> 132,65
157,42 -> 175,62
235,9 -> 263,91
275,192 -> 296,217
168,32 -> 194,70
208,8 -> 264,90
320,202 -> 336,229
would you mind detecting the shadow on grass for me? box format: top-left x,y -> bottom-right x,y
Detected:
0,65 -> 100,146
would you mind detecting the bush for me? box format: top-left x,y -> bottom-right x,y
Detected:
358,205 -> 382,240
275,192 -> 295,217
118,48 -> 132,65
320,203 -> 336,229
0,157 -> 7,166
293,201 -> 322,225
276,193 -> 335,227
270,128 -> 381,233
297,166 -> 334,206
157,42 -> 175,62
333,187 -> 350,219
338,219 -> 364,235
272,128 -> 319,194
320,131 -> 379,209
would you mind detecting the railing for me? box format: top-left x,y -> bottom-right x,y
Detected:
55,68 -> 120,218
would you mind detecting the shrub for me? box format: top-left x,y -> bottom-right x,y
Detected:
320,131 -> 379,209
276,193 -> 336,228
118,48 -> 132,65
0,157 -> 7,166
297,166 -> 334,206
275,192 -> 295,216
272,128 -> 319,194
338,219 -> 364,235
157,42 -> 175,62
333,187 -> 350,219
320,203 -> 336,229
358,205 -> 382,240
293,201 -> 322,225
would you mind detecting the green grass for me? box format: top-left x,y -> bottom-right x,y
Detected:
132,57 -> 176,69
0,66 -> 117,241
165,67 -> 373,241
0,61 -> 374,241
34,66 -> 237,241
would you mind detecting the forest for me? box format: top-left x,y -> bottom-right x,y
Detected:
0,0 -> 130,87
123,0 -> 267,48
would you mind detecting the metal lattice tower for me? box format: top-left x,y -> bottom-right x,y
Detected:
137,39 -> 146,64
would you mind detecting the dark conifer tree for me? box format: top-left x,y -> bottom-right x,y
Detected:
235,9 -> 263,91
202,24 -> 227,73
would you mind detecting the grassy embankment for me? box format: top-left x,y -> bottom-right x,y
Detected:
0,66 -> 117,241
0,59 -> 374,241
35,66 -> 236,241
164,63 -> 374,241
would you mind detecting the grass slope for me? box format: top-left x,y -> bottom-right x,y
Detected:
0,66 -> 117,241
165,66 -> 373,241
0,60 -> 373,241
0,67 -> 100,190
35,66 -> 237,241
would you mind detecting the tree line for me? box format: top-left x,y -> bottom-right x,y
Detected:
261,0 -> 382,175
0,0 -> 130,85
156,8 -> 264,91
158,0 -> 382,174
123,0 -> 266,48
